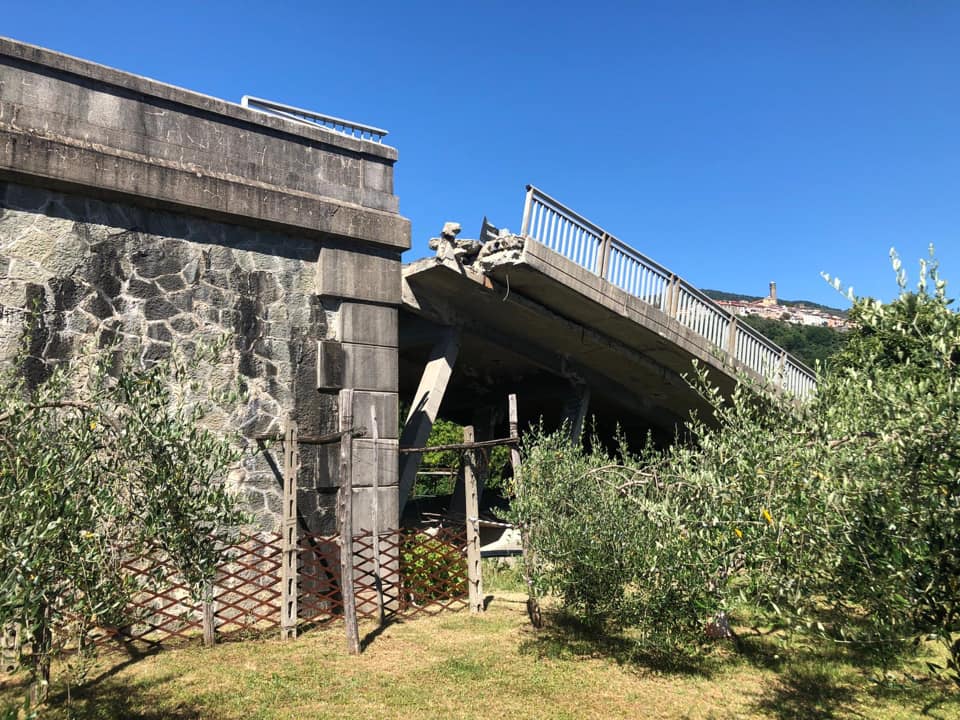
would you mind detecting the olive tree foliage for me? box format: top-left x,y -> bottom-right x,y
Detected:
0,336 -> 249,701
511,249 -> 960,682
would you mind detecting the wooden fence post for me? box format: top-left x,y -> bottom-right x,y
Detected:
1,624 -> 19,674
464,425 -> 484,614
280,418 -> 299,641
338,389 -> 360,655
202,592 -> 215,647
370,405 -> 385,626
509,394 -> 542,628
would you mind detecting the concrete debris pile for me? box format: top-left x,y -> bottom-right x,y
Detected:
428,221 -> 525,271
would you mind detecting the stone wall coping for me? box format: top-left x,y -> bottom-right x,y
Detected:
0,36 -> 398,163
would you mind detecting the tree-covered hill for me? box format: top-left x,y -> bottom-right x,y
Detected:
741,315 -> 847,368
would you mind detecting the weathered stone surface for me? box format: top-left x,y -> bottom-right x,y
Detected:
317,243 -> 401,304
0,39 -> 410,248
352,486 -> 399,533
0,182 -> 372,530
343,342 -> 398,392
316,340 -> 345,390
351,391 -> 399,440
309,438 -> 398,489
351,439 -> 399,488
338,302 -> 398,347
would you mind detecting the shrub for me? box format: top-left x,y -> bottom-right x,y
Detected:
0,336 -> 250,703
511,249 -> 960,684
400,531 -> 467,604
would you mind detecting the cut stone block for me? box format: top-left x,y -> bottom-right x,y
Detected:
317,243 -> 401,304
339,302 -> 398,347
352,486 -> 399,533
343,342 -> 398,392
316,340 -> 345,390
352,391 -> 399,440
351,438 -> 399,488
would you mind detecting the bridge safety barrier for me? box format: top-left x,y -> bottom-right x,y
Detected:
519,185 -> 816,397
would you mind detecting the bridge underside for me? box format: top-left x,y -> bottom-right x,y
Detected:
399,240 -> 739,450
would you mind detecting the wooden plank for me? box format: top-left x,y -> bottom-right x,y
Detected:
280,419 -> 299,641
338,390 -> 360,655
398,436 -> 518,454
463,425 -> 484,614
252,427 -> 366,444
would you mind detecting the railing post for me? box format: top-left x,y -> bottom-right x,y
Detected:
597,233 -> 614,278
726,316 -> 738,357
668,275 -> 680,318
520,185 -> 535,237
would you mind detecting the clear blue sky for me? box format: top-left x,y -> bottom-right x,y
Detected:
5,1 -> 959,308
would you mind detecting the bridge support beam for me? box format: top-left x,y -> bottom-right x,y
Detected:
398,326 -> 461,511
563,382 -> 591,442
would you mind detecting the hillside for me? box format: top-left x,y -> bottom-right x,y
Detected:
739,315 -> 847,368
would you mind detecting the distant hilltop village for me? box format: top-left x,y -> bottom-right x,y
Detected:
710,282 -> 852,330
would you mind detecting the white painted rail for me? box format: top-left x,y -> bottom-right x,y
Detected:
240,96 -> 388,143
519,185 -> 816,397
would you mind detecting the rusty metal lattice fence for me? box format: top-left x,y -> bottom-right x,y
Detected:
92,527 -> 467,648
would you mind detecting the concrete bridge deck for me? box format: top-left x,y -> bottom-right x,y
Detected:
398,188 -> 816,508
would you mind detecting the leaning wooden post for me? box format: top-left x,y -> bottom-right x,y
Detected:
280,417 -> 299,641
338,389 -> 361,655
510,394 -> 542,628
463,425 -> 484,614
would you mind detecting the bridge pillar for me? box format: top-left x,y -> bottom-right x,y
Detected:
562,382 -> 591,442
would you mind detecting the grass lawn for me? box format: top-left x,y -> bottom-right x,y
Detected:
2,587 -> 957,719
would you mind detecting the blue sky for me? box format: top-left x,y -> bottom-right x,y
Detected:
5,1 -> 959,307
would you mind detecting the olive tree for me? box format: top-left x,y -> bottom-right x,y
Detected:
0,337 -> 249,704
512,249 -> 960,684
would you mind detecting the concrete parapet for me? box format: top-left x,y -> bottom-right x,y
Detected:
0,37 -> 410,249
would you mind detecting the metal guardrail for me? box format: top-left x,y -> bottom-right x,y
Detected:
240,96 -> 388,143
519,185 -> 816,397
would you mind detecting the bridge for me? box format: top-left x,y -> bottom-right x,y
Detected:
0,37 -> 816,532
398,186 -> 816,509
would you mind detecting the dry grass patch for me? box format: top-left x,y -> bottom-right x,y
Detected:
2,592 -> 957,719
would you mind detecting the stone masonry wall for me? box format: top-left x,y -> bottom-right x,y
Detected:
0,180 -> 398,533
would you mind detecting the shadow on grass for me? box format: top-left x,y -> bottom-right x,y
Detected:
360,616 -> 402,652
517,608 -> 717,677
2,671 -> 204,720
753,662 -> 860,720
